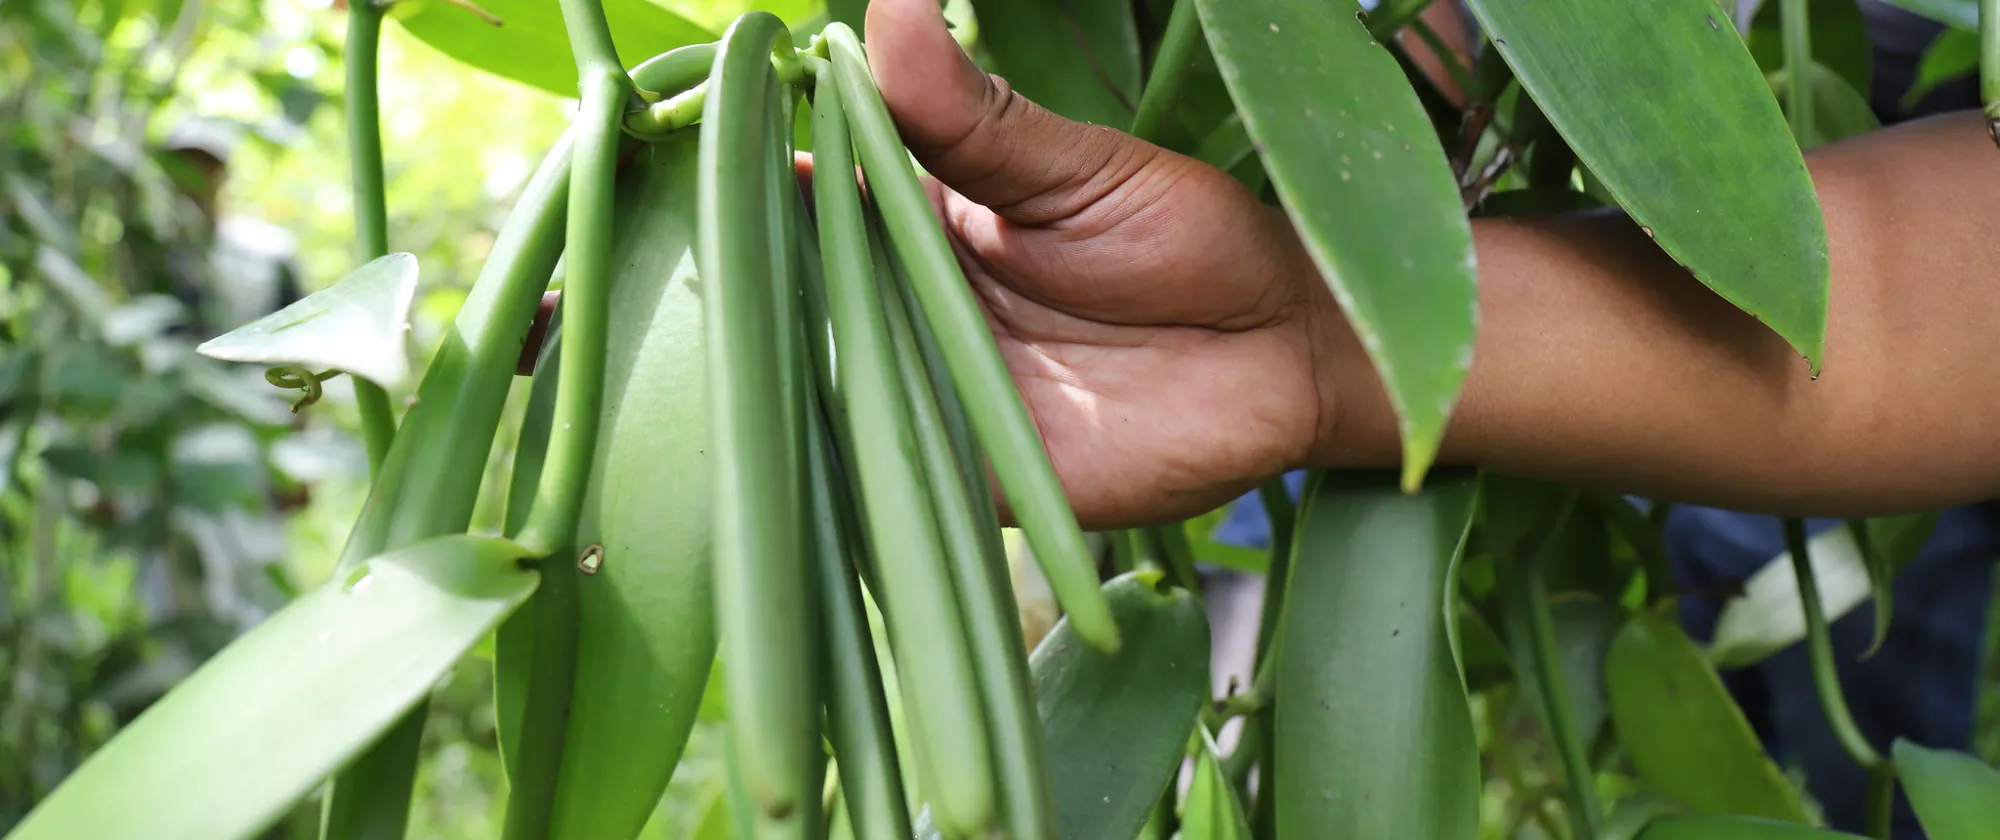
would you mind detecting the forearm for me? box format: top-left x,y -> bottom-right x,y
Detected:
1314,110 -> 2000,516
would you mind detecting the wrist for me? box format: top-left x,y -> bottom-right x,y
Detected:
1299,282 -> 1404,473
1268,212 -> 1406,474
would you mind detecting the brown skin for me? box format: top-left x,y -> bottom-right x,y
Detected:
857,0 -> 2000,528
522,0 -> 2000,528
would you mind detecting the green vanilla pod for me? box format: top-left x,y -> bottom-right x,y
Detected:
821,21 -> 1121,656
699,10 -> 818,820
809,75 -> 996,835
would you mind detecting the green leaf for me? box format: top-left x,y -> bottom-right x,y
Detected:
1464,0 -> 1831,370
966,0 -> 1139,127
1766,62 -> 1883,148
387,0 -> 712,98
1605,609 -> 1811,823
1708,522 -> 1874,668
1196,0 -> 1477,489
1904,27 -> 1981,109
1455,599 -> 1515,691
1893,739 -> 2000,838
6,535 -> 539,840
195,252 -> 418,390
1747,0 -> 1874,96
1275,470 -> 1481,838
1509,597 -> 1623,752
915,570 -> 1208,840
1850,511 -> 1939,657
1877,0 -> 1977,30
1183,727 -> 1253,840
1640,816 -> 1867,839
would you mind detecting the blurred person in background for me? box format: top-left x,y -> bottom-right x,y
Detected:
154,117 -> 306,337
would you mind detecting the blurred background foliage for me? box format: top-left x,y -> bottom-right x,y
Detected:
0,0 -> 789,834
3,0 -> 1998,838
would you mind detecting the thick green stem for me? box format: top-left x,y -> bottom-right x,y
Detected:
342,0 -> 396,476
1781,0 -> 1813,144
558,0 -> 626,81
1507,489 -> 1603,838
1784,518 -> 1888,773
1152,523 -> 1202,598
1128,0 -> 1201,144
1251,477 -> 1295,669
513,73 -> 622,555
1866,764 -> 1896,840
1248,478 -> 1294,840
497,554 -> 580,840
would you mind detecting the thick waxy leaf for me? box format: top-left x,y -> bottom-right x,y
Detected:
1276,470 -> 1481,839
1196,0 -> 1477,488
1851,512 -> 1939,656
915,570 -> 1208,840
1606,610 -> 1810,822
1641,816 -> 1867,839
1893,740 -> 2000,838
1748,0 -> 1874,95
387,0 -> 711,97
1464,0 -> 1830,369
1182,727 -> 1253,840
968,0 -> 1139,127
195,252 -> 416,389
7,535 -> 539,840
1708,522 -> 1873,669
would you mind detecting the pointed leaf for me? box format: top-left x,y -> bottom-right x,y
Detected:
1904,27 -> 1980,109
195,252 -> 417,389
1464,0 -> 1830,369
1606,609 -> 1811,822
1893,739 -> 2000,838
967,0 -> 1139,127
1851,511 -> 1939,657
1275,470 -> 1482,838
1709,522 -> 1873,669
7,535 -> 539,840
387,0 -> 712,97
1196,0 -> 1477,488
1641,816 -> 1867,839
1183,727 -> 1254,840
910,571 -> 1211,840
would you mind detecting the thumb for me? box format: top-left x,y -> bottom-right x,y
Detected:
862,0 -> 1158,225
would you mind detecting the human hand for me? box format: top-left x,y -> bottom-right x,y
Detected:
850,0 -> 1364,529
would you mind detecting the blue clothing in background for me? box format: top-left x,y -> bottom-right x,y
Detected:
1666,506 -> 1997,838
1212,480 -> 1996,839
